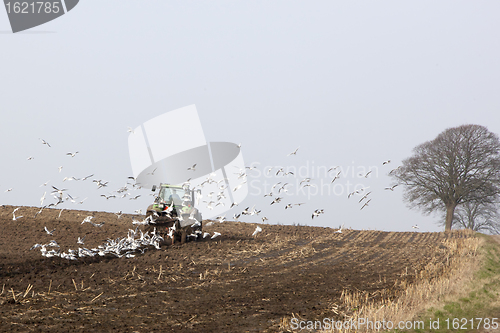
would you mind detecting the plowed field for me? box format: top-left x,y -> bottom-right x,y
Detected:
0,205 -> 472,332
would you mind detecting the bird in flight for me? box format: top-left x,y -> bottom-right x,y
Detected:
412,224 -> 419,229
39,138 -> 51,147
233,183 -> 244,192
12,207 -> 22,221
147,167 -> 158,176
40,192 -> 46,206
385,184 -> 398,191
127,127 -> 135,134
270,197 -> 283,205
358,191 -> 372,203
81,174 -> 94,181
44,226 -> 55,236
187,164 -> 197,171
383,160 -> 391,165
336,223 -> 344,234
287,146 -> 299,156
300,178 -> 312,185
312,209 -> 324,219
66,151 -> 79,157
77,236 -> 85,245
360,199 -> 372,210
252,226 -> 262,237
27,156 -> 34,161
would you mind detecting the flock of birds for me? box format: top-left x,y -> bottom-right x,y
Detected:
28,212 -> 225,260
31,218 -> 165,260
184,145 -> 403,234
6,135 -> 417,261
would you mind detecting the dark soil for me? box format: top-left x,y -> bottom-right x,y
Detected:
0,205 -> 467,332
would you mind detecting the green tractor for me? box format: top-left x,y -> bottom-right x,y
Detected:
146,184 -> 203,244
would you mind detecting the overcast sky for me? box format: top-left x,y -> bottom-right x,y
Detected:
1,1 -> 499,232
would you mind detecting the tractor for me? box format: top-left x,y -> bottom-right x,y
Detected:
145,184 -> 203,244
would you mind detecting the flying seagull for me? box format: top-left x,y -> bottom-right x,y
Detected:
40,192 -> 46,206
66,151 -> 79,157
187,164 -> 197,171
287,146 -> 299,156
360,199 -> 372,210
12,207 -> 22,221
44,226 -> 55,236
39,138 -> 51,147
385,184 -> 398,191
312,209 -> 324,219
252,226 -> 262,237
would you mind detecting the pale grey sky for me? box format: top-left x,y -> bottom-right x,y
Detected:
1,1 -> 499,232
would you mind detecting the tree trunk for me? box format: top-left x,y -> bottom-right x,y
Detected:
445,204 -> 456,231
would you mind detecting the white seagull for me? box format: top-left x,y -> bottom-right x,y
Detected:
312,209 -> 324,219
44,226 -> 55,235
66,151 -> 79,157
287,146 -> 299,156
12,208 -> 22,221
40,192 -> 46,206
252,226 -> 262,237
39,138 -> 51,147
385,184 -> 398,191
211,232 -> 221,239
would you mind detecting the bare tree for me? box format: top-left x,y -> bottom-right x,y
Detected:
448,200 -> 500,234
391,124 -> 500,231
